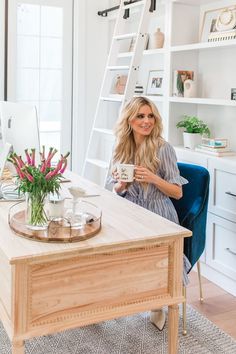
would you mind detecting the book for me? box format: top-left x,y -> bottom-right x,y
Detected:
195,146 -> 236,157
196,145 -> 231,152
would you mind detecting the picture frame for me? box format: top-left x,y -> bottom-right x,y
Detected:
200,6 -> 236,42
146,70 -> 164,96
129,34 -> 149,52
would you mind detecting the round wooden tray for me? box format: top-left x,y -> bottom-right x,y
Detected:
8,202 -> 102,243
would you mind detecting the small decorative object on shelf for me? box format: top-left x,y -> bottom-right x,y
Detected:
231,88 -> 236,100
172,70 -> 194,97
134,83 -> 144,94
208,29 -> 236,42
148,28 -> 164,49
215,7 -> 236,32
8,147 -> 70,230
114,75 -> 127,95
129,34 -> 149,52
195,143 -> 236,157
176,115 -> 210,150
201,138 -> 228,148
184,79 -> 197,98
200,5 -> 236,42
146,70 -> 164,96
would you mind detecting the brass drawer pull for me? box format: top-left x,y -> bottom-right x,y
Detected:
226,247 -> 236,256
225,191 -> 236,198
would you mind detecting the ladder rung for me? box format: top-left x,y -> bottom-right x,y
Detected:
93,128 -> 114,135
118,52 -> 133,58
114,32 -> 137,40
122,0 -> 145,10
107,65 -> 129,70
86,158 -> 109,169
100,95 -> 123,102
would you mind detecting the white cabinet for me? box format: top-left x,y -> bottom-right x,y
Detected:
152,1 -> 236,295
207,213 -> 236,283
175,151 -> 236,295
208,158 -> 236,223
206,157 -> 236,295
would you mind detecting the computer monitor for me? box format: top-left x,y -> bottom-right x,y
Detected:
0,101 -> 40,157
0,142 -> 11,180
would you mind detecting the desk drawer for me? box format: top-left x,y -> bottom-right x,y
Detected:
206,213 -> 236,281
209,159 -> 236,222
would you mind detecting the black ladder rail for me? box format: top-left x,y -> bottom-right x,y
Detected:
98,0 -> 156,18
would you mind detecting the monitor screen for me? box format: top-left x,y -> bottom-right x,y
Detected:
0,101 -> 40,158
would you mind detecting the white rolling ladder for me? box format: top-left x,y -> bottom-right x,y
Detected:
82,0 -> 154,187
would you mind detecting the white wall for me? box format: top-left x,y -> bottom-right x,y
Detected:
0,0 -> 5,100
72,0 -> 109,173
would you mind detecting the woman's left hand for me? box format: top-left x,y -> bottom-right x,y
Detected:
134,166 -> 156,184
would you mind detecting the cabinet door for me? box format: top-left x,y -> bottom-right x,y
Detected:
206,213 -> 236,281
208,158 -> 236,223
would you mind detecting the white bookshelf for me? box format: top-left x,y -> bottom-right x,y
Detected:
168,97 -> 236,106
171,39 -> 236,52
141,0 -> 236,296
104,0 -> 236,295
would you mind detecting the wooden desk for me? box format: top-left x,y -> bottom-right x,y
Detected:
0,173 -> 191,354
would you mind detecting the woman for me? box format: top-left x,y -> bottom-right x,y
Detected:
111,96 -> 191,330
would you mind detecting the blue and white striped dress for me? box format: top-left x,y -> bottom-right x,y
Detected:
125,142 -> 187,223
115,141 -> 191,285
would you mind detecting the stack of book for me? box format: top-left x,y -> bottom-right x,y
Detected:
195,144 -> 236,157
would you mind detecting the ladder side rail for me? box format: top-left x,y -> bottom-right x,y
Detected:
82,4 -> 127,177
103,0 -> 152,186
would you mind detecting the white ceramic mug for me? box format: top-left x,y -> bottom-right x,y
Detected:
117,164 -> 135,182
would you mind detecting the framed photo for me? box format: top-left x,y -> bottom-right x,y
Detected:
200,6 -> 236,42
146,70 -> 164,96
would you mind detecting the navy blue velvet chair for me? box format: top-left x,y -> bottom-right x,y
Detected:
171,162 -> 210,334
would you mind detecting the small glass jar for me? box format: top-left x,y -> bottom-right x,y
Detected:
48,199 -> 65,221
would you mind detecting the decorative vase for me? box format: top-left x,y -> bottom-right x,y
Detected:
26,192 -> 49,230
149,28 -> 164,49
183,132 -> 202,150
184,79 -> 197,98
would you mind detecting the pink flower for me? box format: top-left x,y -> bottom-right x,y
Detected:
31,149 -> 36,166
22,168 -> 34,182
24,149 -> 31,165
15,165 -> 25,179
45,148 -> 57,168
60,159 -> 68,174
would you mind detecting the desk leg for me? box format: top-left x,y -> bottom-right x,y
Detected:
168,304 -> 179,354
12,339 -> 25,354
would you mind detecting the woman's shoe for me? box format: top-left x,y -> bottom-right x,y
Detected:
150,309 -> 166,331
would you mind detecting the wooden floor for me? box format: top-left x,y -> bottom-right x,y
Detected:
187,271 -> 236,339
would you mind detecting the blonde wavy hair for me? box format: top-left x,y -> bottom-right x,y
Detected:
113,96 -> 164,174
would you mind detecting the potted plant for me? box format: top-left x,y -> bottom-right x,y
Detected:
176,115 -> 210,149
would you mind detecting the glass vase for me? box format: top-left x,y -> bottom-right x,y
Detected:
26,192 -> 49,230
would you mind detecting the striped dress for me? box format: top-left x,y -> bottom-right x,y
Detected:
115,141 -> 191,285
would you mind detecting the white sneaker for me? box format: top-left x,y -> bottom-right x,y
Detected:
150,309 -> 166,331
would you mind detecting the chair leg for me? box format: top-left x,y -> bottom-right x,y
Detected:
182,286 -> 187,336
197,260 -> 204,303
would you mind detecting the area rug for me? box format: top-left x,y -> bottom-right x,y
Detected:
1,305 -> 236,354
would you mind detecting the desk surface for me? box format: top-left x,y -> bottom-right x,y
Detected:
0,171 -> 191,264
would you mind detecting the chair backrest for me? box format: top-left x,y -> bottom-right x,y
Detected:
171,162 -> 210,269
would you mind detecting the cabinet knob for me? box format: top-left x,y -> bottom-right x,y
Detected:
226,247 -> 236,256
